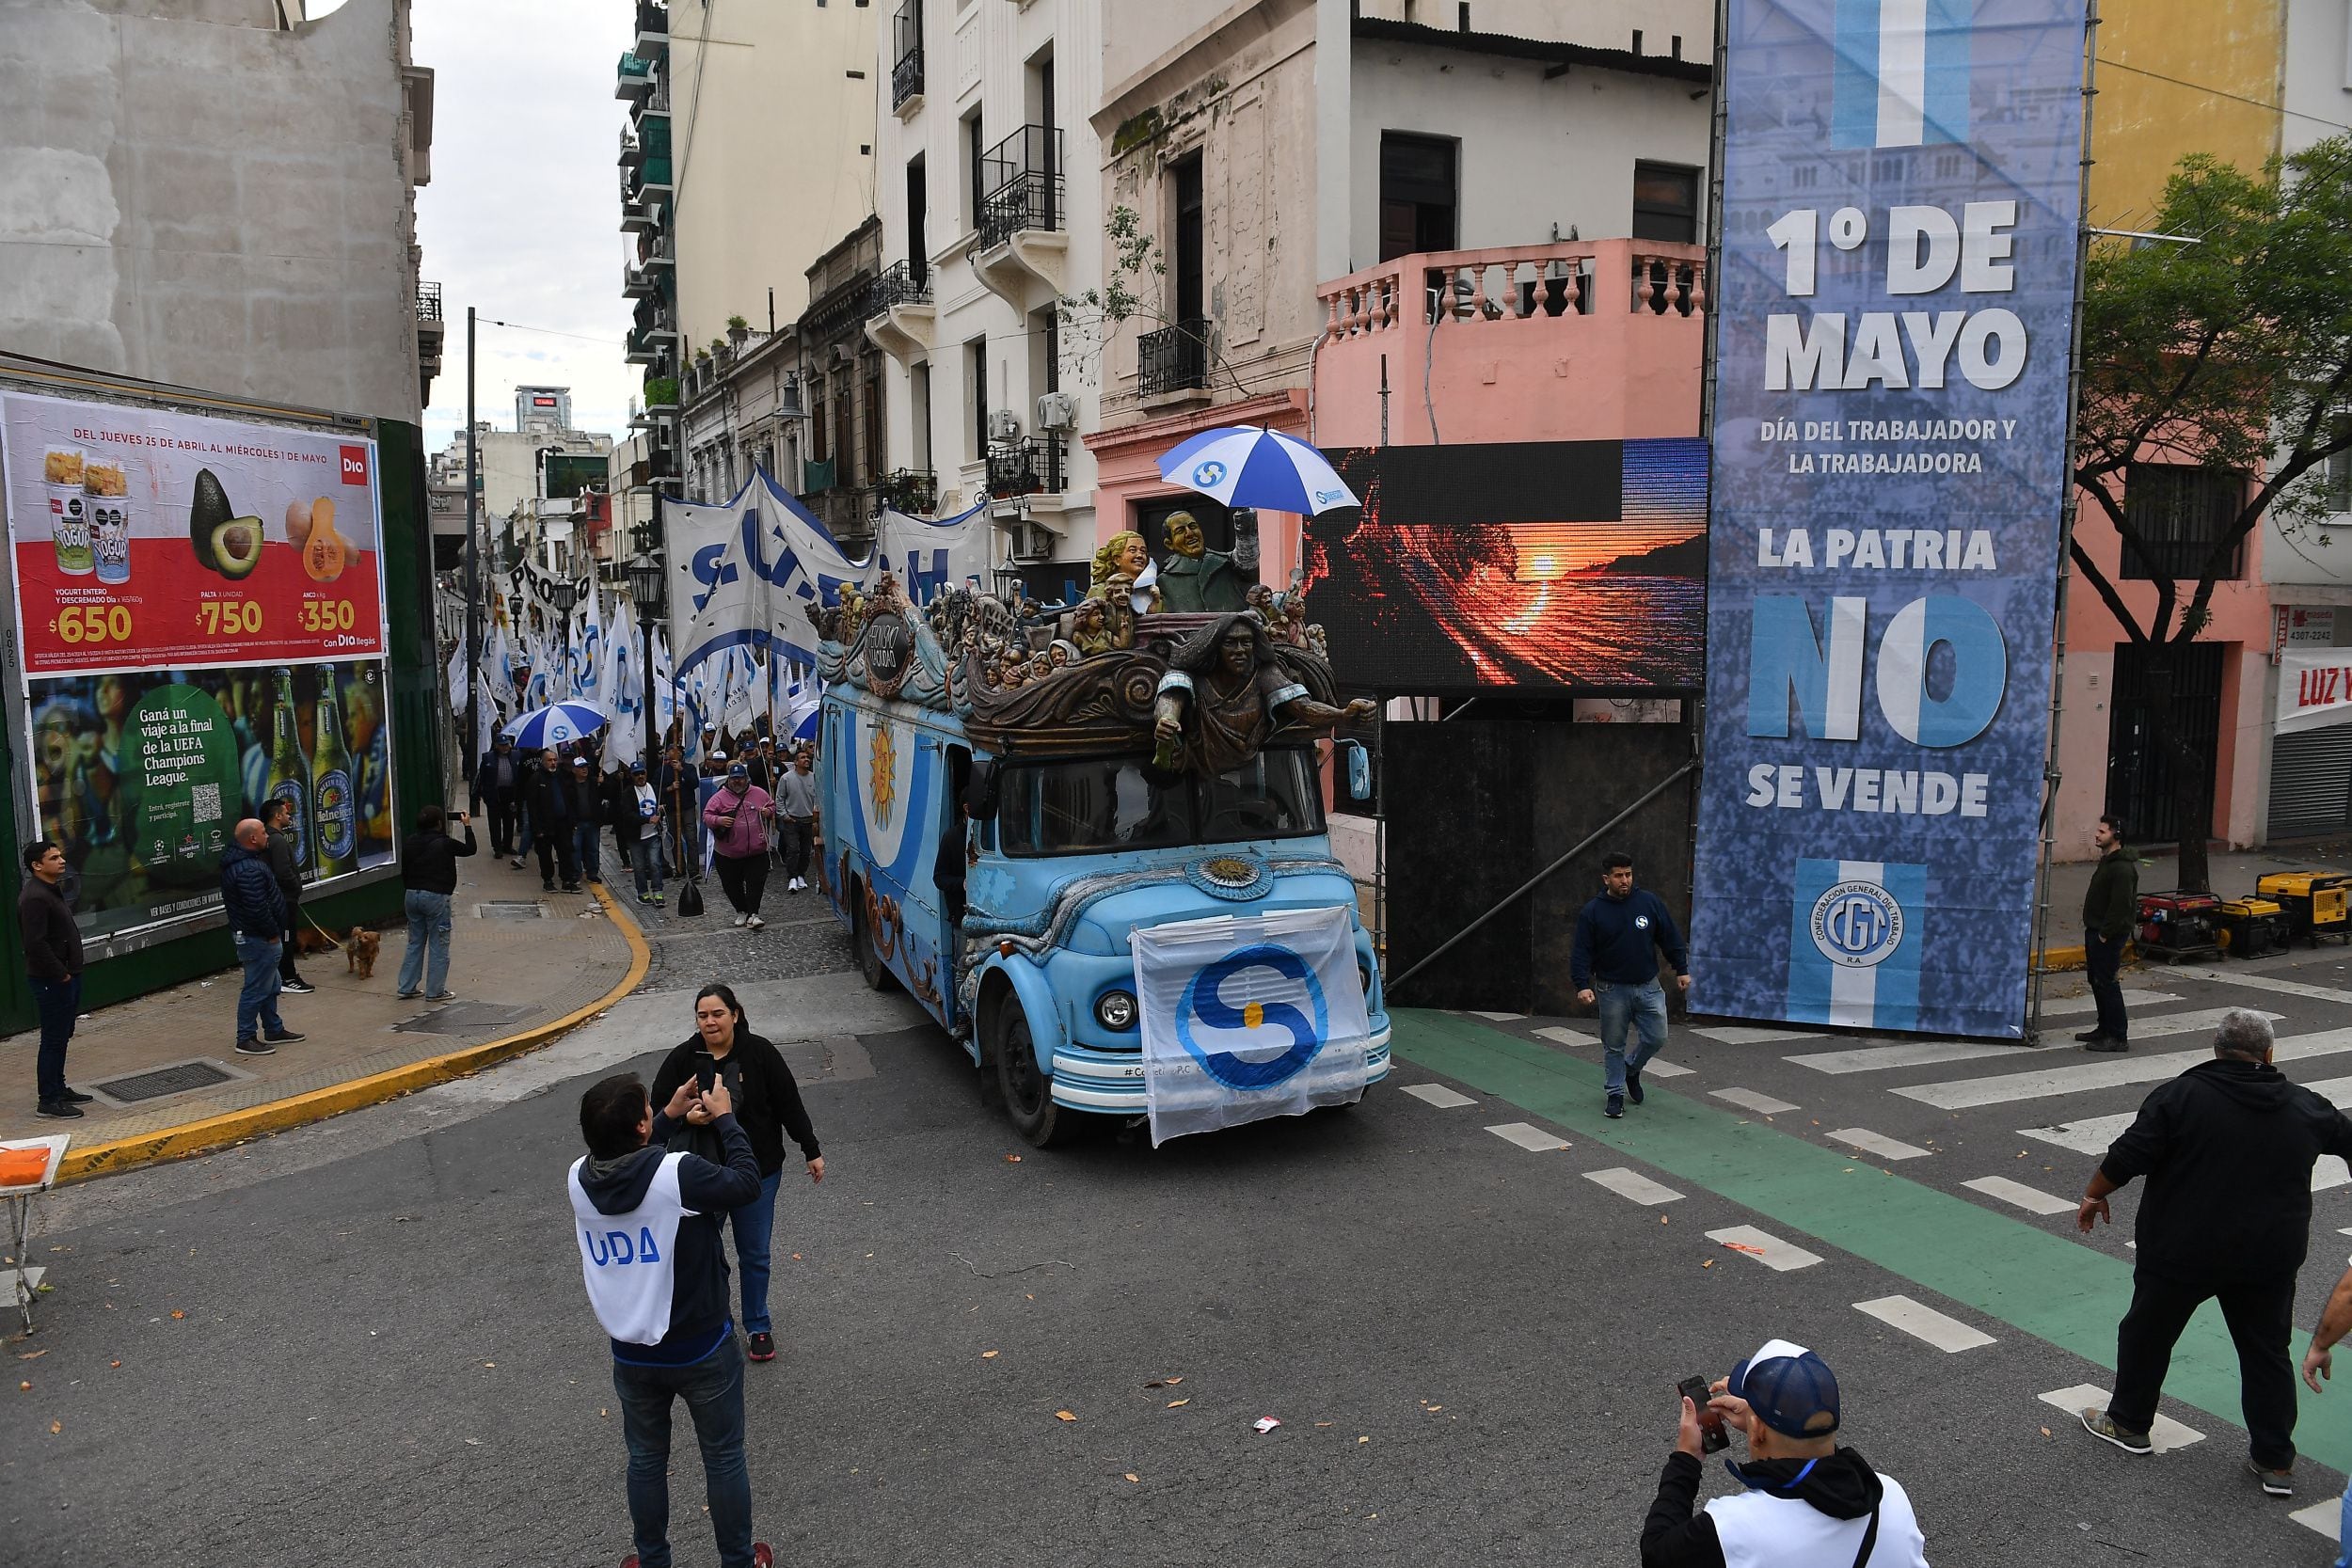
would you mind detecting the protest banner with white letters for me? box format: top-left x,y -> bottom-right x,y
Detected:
1688,0 -> 2087,1037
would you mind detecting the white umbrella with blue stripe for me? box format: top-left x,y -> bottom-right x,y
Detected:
501,700 -> 610,751
1155,426 -> 1359,515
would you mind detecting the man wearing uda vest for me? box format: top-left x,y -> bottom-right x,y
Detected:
571,1071 -> 772,1568
1641,1339 -> 1928,1567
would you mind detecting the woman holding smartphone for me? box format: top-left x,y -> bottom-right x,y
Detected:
648,983 -> 824,1363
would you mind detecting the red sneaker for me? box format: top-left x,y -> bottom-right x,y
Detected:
754,1545 -> 774,1568
747,1331 -> 776,1362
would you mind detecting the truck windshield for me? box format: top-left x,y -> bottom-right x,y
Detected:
998,749 -> 1326,857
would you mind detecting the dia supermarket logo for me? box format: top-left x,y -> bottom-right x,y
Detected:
339,445 -> 371,486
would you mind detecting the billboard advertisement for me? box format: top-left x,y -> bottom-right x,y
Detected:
1,389 -> 398,942
1,390 -> 386,675
1300,440 -> 1708,694
1686,0 -> 2085,1037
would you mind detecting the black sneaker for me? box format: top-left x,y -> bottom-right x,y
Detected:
2080,1407 -> 2152,1454
58,1087 -> 94,1103
262,1028 -> 307,1044
2249,1457 -> 2294,1497
34,1101 -> 83,1119
280,979 -> 316,995
1605,1093 -> 1626,1119
1626,1069 -> 1645,1106
235,1037 -> 277,1056
562,882 -> 582,894
2084,1037 -> 2129,1053
747,1331 -> 776,1362
542,880 -> 555,892
2074,1028 -> 2106,1043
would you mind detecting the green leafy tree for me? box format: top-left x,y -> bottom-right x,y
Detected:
1059,205 -> 1248,398
2074,136 -> 2352,891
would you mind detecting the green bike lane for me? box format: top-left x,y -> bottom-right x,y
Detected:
1394,1007 -> 2352,1477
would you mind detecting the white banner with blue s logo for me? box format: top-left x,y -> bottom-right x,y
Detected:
1130,906 -> 1371,1147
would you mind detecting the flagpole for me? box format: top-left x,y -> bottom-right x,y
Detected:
463,303 -> 480,801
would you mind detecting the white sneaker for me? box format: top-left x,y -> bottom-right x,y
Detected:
732,913 -> 748,927
747,915 -> 765,930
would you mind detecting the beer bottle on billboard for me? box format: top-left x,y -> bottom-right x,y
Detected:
310,663 -> 359,879
266,666 -> 311,870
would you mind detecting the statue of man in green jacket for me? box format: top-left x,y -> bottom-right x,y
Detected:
1154,509 -> 1256,614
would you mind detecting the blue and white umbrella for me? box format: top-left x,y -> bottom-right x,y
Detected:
501,701 -> 610,751
1156,425 -> 1359,515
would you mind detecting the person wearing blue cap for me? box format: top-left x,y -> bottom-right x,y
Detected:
1641,1338 -> 1928,1567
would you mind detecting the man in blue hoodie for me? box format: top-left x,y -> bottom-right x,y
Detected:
571,1070 -> 773,1568
1570,850 -> 1692,1119
218,818 -> 304,1057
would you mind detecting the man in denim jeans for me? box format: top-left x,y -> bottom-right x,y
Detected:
570,1071 -> 774,1568
219,819 -> 305,1057
1570,850 -> 1691,1119
396,804 -> 476,1001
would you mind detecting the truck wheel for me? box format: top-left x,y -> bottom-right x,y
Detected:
852,893 -> 894,993
992,1003 -> 1070,1148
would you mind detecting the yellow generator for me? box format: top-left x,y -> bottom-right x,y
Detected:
2217,897 -> 2291,959
2255,872 -> 2350,946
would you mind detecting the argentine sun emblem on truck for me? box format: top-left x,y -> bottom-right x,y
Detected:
808,570 -> 1389,1146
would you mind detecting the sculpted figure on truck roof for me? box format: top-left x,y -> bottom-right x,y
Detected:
1152,613 -> 1373,777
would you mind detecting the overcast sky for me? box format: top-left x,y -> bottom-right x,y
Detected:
414,0 -> 635,458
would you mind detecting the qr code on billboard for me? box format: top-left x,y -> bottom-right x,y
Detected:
192,783 -> 221,824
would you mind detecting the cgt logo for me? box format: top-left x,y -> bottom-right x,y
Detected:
339,445 -> 371,485
1809,879 -> 1904,969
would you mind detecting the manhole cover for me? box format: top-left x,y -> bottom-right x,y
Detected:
392,1001 -> 539,1035
475,901 -> 546,919
91,1059 -> 233,1103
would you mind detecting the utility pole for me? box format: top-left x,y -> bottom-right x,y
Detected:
463,305 -> 481,800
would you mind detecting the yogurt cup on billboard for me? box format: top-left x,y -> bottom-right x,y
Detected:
44,448 -> 93,576
85,459 -> 131,586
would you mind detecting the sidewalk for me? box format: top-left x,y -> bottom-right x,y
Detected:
2036,838 -> 2352,966
0,853 -> 646,1181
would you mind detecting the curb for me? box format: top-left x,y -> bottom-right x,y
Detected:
56,881 -> 654,1185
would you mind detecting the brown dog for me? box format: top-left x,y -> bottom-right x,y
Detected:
344,927 -> 381,979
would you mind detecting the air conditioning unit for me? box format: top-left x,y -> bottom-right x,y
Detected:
1006,518 -> 1058,562
1036,392 -> 1078,433
986,407 -> 1024,444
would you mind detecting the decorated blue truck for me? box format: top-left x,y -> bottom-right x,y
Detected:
807,573 -> 1389,1146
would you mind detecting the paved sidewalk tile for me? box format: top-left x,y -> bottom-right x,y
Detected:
0,854 -> 639,1151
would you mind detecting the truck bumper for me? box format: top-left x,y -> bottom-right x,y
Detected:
1048,1024 -> 1392,1113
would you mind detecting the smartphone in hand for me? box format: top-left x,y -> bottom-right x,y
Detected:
1677,1376 -> 1730,1454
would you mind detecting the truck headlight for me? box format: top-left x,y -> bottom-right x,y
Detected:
1095,990 -> 1138,1031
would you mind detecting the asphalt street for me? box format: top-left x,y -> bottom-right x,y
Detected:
8,928 -> 2352,1566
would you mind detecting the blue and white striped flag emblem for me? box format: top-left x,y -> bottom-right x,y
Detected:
1787,858 -> 1927,1031
1833,0 -> 1971,150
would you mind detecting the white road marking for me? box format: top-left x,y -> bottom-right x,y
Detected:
1706,1226 -> 1822,1271
1711,1087 -> 1801,1117
1962,1175 -> 2076,1216
1638,1058 -> 1695,1078
1896,1023 -> 2347,1111
1693,1025 -> 1823,1045
1790,1039 -> 2021,1075
2021,1112 -> 2134,1156
1827,1128 -> 1931,1161
2290,1499 -> 2342,1544
2166,965 -> 2352,1006
1853,1294 -> 1994,1352
2318,1158 -> 2350,1194
1486,1121 -> 1568,1152
1583,1166 -> 1685,1205
2039,1386 -> 2203,1451
1469,1010 -> 1526,1022
1401,1084 -> 1476,1109
2108,1007 -> 2284,1041
2036,990 -> 2181,1016
1535,1026 -> 1597,1048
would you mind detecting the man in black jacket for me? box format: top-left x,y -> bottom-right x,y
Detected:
522,748 -> 578,893
263,798 -> 314,994
2080,815 -> 2140,1052
472,735 -> 523,858
570,1072 -> 774,1568
20,840 -> 90,1119
395,805 -> 476,1001
2077,1008 -> 2352,1495
220,819 -> 305,1057
1641,1338 -> 1928,1567
1570,851 -> 1693,1119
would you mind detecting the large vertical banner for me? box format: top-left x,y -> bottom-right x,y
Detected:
1688,0 -> 2085,1037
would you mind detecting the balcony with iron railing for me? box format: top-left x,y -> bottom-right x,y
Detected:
877,468 -> 939,516
1311,239 -> 1708,446
865,260 -> 935,363
1138,317 -> 1212,400
891,1 -> 924,111
986,435 -> 1066,498
865,260 -> 930,318
977,125 -> 1063,251
634,0 -> 668,58
633,72 -> 670,125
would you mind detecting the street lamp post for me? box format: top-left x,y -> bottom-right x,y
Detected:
627,551 -> 665,765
